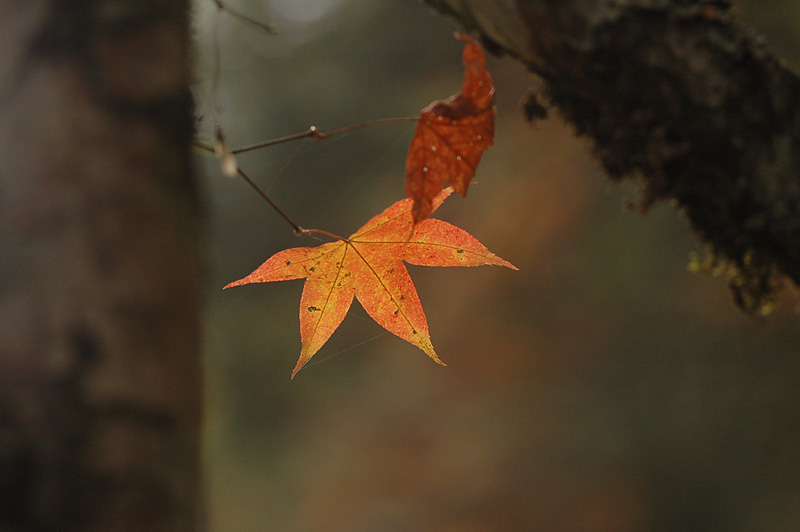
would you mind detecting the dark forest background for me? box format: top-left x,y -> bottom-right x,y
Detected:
192,1 -> 800,530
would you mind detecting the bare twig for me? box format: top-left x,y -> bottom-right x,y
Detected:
212,0 -> 278,35
231,118 -> 419,155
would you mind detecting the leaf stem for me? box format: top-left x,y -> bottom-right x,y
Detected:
297,228 -> 347,241
231,117 -> 419,154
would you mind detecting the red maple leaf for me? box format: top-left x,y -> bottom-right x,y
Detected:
405,33 -> 496,223
225,188 -> 516,378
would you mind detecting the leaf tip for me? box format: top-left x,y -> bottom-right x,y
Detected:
290,358 -> 307,379
224,274 -> 256,289
486,254 -> 518,271
422,343 -> 446,367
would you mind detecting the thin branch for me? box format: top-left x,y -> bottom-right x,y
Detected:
231,117 -> 419,154
235,166 -> 304,234
213,0 -> 279,35
194,139 -> 345,240
195,116 -> 420,238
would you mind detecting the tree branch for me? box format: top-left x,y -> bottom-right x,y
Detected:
424,0 -> 800,312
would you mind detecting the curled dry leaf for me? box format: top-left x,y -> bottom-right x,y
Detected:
405,32 -> 496,223
225,188 -> 516,378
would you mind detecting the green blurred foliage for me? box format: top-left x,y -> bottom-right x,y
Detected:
194,1 -> 800,531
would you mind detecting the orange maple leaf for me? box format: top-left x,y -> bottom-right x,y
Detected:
225,188 -> 516,378
405,32 -> 496,223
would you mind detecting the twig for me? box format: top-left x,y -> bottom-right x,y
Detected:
195,117 -> 419,238
194,139 -> 345,240
232,118 -> 419,154
213,0 -> 279,35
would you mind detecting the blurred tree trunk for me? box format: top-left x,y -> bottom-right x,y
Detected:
425,0 -> 800,312
0,2 -> 203,532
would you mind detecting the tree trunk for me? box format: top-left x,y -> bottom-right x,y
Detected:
0,2 -> 203,531
425,0 -> 800,312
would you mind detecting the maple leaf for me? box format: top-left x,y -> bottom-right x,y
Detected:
405,32 -> 496,223
225,188 -> 516,378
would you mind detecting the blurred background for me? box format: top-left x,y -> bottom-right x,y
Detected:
192,1 -> 800,531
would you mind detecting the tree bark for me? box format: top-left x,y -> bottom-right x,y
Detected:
0,1 -> 203,531
424,0 -> 800,312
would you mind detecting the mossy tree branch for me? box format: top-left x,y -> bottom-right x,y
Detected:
424,0 -> 800,312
